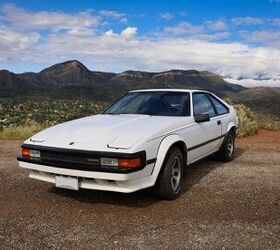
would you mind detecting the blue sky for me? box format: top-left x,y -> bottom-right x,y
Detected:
0,0 -> 280,86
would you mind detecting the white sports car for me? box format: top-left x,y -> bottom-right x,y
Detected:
18,89 -> 238,200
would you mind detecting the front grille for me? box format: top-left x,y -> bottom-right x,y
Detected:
38,149 -> 108,171
41,150 -> 100,166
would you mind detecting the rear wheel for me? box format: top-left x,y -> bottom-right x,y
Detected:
216,130 -> 235,162
154,147 -> 183,200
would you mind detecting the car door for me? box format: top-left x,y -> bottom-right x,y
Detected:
187,92 -> 222,163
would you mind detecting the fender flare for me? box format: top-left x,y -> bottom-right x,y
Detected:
151,134 -> 187,185
226,121 -> 237,134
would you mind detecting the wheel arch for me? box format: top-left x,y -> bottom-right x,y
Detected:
151,134 -> 187,185
226,122 -> 237,136
168,141 -> 187,166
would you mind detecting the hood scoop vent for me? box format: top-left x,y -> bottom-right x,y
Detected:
30,137 -> 45,143
107,136 -> 140,150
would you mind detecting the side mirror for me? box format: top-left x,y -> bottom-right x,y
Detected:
194,113 -> 210,123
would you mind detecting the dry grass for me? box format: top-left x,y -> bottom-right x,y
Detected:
0,122 -> 45,139
255,113 -> 280,131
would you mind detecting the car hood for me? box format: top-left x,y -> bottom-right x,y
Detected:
27,114 -> 194,151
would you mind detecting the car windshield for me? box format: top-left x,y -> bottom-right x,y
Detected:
104,91 -> 190,116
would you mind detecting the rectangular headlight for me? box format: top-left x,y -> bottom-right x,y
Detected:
30,149 -> 41,159
100,157 -> 118,167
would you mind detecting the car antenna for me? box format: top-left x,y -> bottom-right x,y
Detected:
165,72 -> 168,89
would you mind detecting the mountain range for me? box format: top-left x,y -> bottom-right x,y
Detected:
0,60 -> 244,99
1,60 -> 279,117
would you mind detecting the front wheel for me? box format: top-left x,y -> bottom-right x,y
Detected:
216,130 -> 235,162
154,147 -> 183,200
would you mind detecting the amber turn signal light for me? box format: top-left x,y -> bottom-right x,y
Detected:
118,157 -> 141,168
21,148 -> 30,160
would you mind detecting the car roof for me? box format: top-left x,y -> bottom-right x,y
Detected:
129,89 -> 211,94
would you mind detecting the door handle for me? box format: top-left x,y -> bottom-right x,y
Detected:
217,120 -> 221,125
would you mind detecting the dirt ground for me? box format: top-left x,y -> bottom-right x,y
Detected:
0,129 -> 280,249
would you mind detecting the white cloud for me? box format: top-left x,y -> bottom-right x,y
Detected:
246,30 -> 280,44
104,27 -> 137,39
99,10 -> 126,19
160,12 -> 174,20
120,27 -> 137,39
120,18 -> 128,23
0,4 -> 280,86
272,18 -> 280,26
162,21 -> 228,41
0,3 -> 100,33
191,32 -> 229,41
27,31 -> 280,83
98,10 -> 128,23
104,29 -> 115,36
0,26 -> 40,61
232,17 -> 265,25
2,18 -> 280,83
164,21 -> 203,35
0,26 -> 40,48
205,20 -> 227,31
226,78 -> 280,88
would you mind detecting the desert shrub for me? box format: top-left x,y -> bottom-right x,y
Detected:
255,113 -> 280,131
225,97 -> 280,136
234,104 -> 258,137
0,97 -> 108,128
0,121 -> 45,139
226,96 -> 280,137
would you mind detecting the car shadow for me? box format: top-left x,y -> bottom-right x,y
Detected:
49,185 -> 158,208
49,147 -> 245,208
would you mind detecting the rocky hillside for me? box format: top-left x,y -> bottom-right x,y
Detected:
230,87 -> 280,117
0,60 -> 244,100
3,60 -> 279,118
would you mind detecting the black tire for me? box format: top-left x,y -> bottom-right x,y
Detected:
154,147 -> 183,200
216,130 -> 235,162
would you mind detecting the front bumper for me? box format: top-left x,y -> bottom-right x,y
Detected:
18,159 -> 156,193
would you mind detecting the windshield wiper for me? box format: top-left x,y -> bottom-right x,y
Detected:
106,112 -> 132,115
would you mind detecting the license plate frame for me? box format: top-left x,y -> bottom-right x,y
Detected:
55,175 -> 79,190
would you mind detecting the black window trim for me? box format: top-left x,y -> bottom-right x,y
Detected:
192,92 -> 229,118
102,92 -> 129,114
207,93 -> 229,117
192,92 -> 216,118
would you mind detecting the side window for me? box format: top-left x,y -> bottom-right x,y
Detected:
208,95 -> 229,115
193,93 -> 216,117
164,93 -> 190,116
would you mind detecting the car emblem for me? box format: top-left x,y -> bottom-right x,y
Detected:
87,158 -> 99,164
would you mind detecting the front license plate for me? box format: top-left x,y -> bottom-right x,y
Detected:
55,176 -> 79,190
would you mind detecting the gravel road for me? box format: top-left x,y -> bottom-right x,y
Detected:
0,130 -> 280,249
